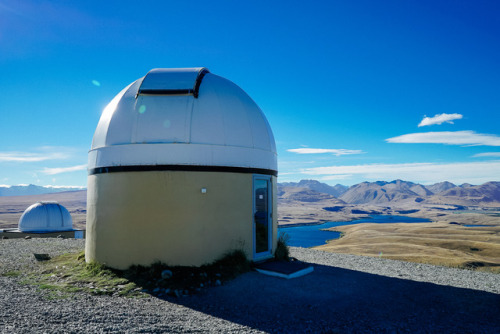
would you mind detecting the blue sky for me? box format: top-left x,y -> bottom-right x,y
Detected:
1,0 -> 499,187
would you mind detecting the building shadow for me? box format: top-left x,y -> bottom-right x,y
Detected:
158,262 -> 500,333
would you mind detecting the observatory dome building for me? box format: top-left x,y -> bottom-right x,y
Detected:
19,202 -> 73,232
86,68 -> 277,269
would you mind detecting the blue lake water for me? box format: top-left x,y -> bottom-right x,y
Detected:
464,224 -> 495,227
278,215 -> 431,248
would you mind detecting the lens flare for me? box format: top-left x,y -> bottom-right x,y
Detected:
163,119 -> 171,128
138,105 -> 146,114
92,80 -> 101,87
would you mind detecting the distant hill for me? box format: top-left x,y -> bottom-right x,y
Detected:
0,184 -> 85,197
426,181 -> 456,194
437,182 -> 500,203
339,180 -> 424,204
278,180 -> 348,197
278,185 -> 346,204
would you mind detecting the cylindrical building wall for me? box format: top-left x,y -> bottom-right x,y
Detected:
86,68 -> 278,269
86,171 -> 277,269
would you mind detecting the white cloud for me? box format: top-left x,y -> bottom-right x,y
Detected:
319,174 -> 353,181
386,131 -> 500,146
276,172 -> 296,176
0,184 -> 85,189
0,151 -> 68,162
418,113 -> 463,127
472,152 -> 500,158
42,164 -> 87,175
41,185 -> 86,189
301,161 -> 500,185
0,146 -> 79,163
287,148 -> 364,156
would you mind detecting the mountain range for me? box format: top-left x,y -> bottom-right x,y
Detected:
278,179 -> 500,206
279,180 -> 348,198
2,180 -> 499,206
0,184 -> 85,197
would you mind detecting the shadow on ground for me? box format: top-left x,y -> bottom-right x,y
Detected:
159,263 -> 500,333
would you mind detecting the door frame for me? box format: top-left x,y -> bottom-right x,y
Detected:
252,174 -> 273,261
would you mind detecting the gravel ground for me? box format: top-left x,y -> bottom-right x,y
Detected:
1,239 -> 499,333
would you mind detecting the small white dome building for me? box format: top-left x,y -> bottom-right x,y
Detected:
86,68 -> 278,269
19,202 -> 73,232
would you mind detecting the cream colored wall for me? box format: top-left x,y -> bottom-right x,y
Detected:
86,171 -> 276,269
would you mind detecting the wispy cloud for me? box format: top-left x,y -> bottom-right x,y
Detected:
287,148 -> 364,156
41,185 -> 86,189
418,113 -> 463,127
301,161 -> 500,184
42,164 -> 87,175
472,152 -> 500,158
0,151 -> 68,162
319,175 -> 353,181
386,131 -> 500,146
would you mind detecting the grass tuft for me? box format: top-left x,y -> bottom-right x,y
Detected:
1,270 -> 21,277
25,249 -> 251,298
275,232 -> 290,261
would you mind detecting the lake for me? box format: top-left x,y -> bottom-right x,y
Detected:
278,215 -> 431,248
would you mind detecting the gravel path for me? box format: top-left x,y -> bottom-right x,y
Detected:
1,239 -> 499,333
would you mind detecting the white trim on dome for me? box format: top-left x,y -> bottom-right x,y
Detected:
88,143 -> 277,172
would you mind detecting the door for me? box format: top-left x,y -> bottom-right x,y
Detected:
253,175 -> 272,260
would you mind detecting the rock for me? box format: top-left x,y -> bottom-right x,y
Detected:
33,253 -> 51,261
161,269 -> 173,279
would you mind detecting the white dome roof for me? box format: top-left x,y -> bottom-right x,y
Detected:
89,68 -> 277,174
19,202 -> 73,232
